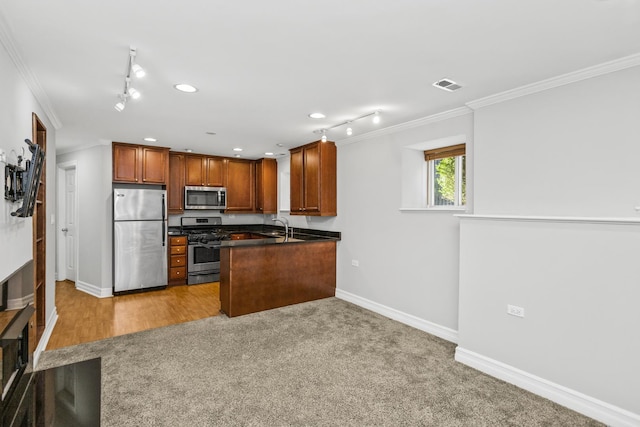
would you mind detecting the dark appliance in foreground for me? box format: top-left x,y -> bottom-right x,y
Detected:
1,358 -> 101,427
0,305 -> 33,406
181,217 -> 228,285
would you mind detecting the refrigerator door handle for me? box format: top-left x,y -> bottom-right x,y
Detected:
162,194 -> 166,247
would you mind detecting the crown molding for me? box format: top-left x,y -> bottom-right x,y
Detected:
466,53 -> 640,110
0,9 -> 63,130
335,107 -> 472,146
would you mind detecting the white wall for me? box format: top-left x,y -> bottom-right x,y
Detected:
276,112 -> 473,337
57,145 -> 112,295
458,65 -> 640,423
0,38 -> 57,343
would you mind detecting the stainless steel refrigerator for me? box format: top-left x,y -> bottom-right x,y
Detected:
113,186 -> 167,293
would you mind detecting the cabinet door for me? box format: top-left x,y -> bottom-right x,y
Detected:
185,155 -> 205,186
168,153 -> 185,214
290,148 -> 304,213
226,159 -> 255,212
256,158 -> 277,214
303,144 -> 320,213
206,157 -> 225,187
113,143 -> 139,183
141,147 -> 169,184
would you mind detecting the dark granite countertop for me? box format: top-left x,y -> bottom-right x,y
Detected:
168,224 -> 340,247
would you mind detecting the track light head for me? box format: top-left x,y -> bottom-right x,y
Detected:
128,87 -> 141,100
373,110 -> 381,124
346,127 -> 353,136
132,63 -> 146,78
114,100 -> 126,112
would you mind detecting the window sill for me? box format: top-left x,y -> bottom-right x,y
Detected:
399,207 -> 468,213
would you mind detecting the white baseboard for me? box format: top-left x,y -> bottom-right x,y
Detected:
335,289 -> 458,343
455,347 -> 640,427
7,293 -> 34,310
33,306 -> 58,368
76,280 -> 112,298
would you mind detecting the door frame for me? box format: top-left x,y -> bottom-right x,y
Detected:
56,160 -> 78,282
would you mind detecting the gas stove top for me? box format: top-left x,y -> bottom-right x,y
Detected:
187,230 -> 229,244
181,217 -> 229,244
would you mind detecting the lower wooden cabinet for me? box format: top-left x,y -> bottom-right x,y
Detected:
168,236 -> 187,285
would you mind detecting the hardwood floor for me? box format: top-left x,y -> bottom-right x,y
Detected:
46,281 -> 220,351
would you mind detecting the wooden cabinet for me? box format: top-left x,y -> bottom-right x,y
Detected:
205,157 -> 225,187
168,153 -> 185,214
168,152 -> 277,215
290,140 -> 336,216
185,155 -> 225,187
225,159 -> 255,212
168,236 -> 187,285
255,158 -> 277,214
113,142 -> 169,185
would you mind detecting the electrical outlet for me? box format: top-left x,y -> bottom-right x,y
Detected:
351,260 -> 359,267
507,304 -> 525,318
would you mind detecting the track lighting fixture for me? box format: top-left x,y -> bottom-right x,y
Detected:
313,110 -> 381,139
114,46 -> 145,112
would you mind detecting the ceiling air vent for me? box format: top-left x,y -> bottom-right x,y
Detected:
433,78 -> 462,92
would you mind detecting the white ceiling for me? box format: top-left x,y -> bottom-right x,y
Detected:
1,0 -> 639,158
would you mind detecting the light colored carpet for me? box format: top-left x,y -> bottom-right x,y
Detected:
37,298 -> 601,426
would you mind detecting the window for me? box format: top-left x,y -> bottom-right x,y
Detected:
424,144 -> 466,207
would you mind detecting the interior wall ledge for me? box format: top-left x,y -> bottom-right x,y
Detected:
465,53 -> 640,110
455,213 -> 640,225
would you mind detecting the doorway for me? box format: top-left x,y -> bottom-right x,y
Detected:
56,161 -> 78,282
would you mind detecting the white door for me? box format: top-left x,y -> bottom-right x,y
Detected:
64,168 -> 77,281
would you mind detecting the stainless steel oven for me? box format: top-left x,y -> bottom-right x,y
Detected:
182,216 -> 226,285
187,241 -> 221,284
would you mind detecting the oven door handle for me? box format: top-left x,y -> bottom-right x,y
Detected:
190,243 -> 222,248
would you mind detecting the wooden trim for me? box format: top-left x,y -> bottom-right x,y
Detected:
424,143 -> 465,161
31,113 -> 47,351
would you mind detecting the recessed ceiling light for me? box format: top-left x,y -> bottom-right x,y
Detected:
185,148 -> 193,153
235,154 -> 241,158
309,112 -> 325,119
265,152 -> 274,156
143,137 -> 157,142
233,148 -> 243,152
174,83 -> 198,93
276,143 -> 284,147
205,131 -> 216,135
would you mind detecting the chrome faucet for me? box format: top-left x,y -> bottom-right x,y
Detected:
272,217 -> 289,238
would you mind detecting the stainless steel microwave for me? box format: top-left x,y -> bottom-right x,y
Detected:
184,186 -> 227,210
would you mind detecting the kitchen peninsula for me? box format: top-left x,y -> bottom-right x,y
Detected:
219,226 -> 340,317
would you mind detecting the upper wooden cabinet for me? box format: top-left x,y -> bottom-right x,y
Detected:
225,158 -> 255,212
185,155 -> 225,187
290,140 -> 336,216
255,158 -> 278,214
168,152 -> 185,214
113,142 -> 169,185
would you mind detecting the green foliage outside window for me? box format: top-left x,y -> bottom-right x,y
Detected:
434,155 -> 465,205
